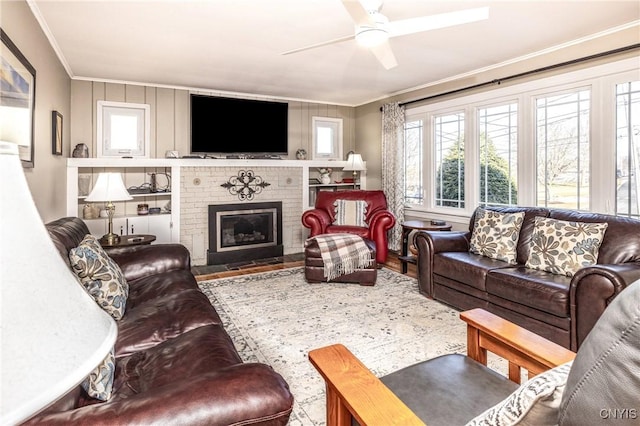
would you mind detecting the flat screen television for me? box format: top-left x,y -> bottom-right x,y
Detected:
191,95 -> 288,156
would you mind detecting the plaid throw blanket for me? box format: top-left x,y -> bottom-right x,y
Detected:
306,234 -> 374,281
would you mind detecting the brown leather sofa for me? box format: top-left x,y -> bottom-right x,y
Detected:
301,190 -> 396,263
27,217 -> 293,425
415,206 -> 640,351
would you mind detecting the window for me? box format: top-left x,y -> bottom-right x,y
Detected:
615,81 -> 640,217
97,101 -> 150,158
478,103 -> 518,207
404,119 -> 423,205
434,112 -> 465,208
535,90 -> 590,210
402,57 -> 638,220
312,117 -> 343,160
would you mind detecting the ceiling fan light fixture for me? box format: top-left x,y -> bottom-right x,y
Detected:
356,26 -> 388,47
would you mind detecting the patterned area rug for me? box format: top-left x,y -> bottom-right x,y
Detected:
198,267 -> 497,425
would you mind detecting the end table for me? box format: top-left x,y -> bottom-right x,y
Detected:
399,220 -> 452,274
100,234 -> 156,248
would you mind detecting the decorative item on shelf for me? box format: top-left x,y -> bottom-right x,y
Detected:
1,141 -> 117,425
295,148 -> 307,160
149,207 -> 161,215
137,203 -> 149,215
165,150 -> 179,158
82,203 -> 99,219
85,172 -> 133,245
318,167 -> 332,185
342,153 -> 366,188
78,174 -> 92,196
72,143 -> 89,158
221,169 -> 271,201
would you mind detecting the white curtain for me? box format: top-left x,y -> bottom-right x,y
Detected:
381,102 -> 406,252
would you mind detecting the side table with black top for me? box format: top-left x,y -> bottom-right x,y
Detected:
399,220 -> 452,274
100,234 -> 156,248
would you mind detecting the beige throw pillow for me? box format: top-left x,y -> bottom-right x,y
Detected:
525,217 -> 608,277
333,199 -> 367,227
469,209 -> 525,264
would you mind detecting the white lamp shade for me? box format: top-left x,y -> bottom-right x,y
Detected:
0,142 -> 118,425
343,153 -> 366,171
85,172 -> 133,202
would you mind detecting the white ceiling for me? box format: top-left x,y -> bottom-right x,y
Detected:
30,0 -> 640,106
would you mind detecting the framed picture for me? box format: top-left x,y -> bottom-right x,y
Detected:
0,29 -> 36,168
52,111 -> 63,155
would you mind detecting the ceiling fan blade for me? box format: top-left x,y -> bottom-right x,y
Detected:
281,34 -> 355,56
342,0 -> 374,26
387,7 -> 489,38
369,40 -> 397,70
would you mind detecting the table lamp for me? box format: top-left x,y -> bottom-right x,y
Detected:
85,172 -> 133,245
0,141 -> 118,425
342,152 -> 366,188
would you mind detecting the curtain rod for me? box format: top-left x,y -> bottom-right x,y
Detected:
380,43 -> 640,111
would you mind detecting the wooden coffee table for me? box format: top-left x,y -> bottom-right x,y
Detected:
399,220 -> 452,273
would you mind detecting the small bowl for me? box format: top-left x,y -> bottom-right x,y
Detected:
149,207 -> 162,214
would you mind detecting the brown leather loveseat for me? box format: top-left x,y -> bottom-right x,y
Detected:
415,206 -> 640,350
27,217 -> 293,425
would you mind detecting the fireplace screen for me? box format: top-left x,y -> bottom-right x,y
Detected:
217,208 -> 276,252
208,202 -> 283,265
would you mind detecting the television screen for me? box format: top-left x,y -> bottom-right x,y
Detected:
191,95 -> 288,155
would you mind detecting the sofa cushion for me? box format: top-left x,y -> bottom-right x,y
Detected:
333,199 -> 367,226
467,361 -> 572,426
434,252 -> 512,292
116,289 -> 223,357
525,217 -> 608,277
69,234 -> 129,320
486,267 -> 571,318
82,349 -> 115,401
469,208 -> 524,264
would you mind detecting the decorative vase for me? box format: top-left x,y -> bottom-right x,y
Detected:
320,173 -> 331,184
296,148 -> 307,160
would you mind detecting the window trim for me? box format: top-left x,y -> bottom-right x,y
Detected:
404,56 -> 640,220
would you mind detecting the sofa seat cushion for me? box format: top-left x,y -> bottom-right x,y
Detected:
325,224 -> 369,238
116,289 -> 222,357
434,252 -> 513,291
126,270 -> 200,309
486,267 -> 570,317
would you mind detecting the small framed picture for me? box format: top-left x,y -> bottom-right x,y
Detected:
52,111 -> 63,155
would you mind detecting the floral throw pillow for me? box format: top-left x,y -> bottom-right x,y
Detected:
82,348 -> 116,401
469,209 -> 525,264
333,199 -> 368,227
69,234 -> 129,320
466,361 -> 573,426
525,217 -> 608,277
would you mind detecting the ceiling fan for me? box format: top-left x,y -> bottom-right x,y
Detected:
283,0 -> 489,70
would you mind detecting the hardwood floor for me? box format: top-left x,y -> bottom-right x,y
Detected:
193,251 -> 417,281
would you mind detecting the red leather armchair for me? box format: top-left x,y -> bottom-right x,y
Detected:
302,190 -> 396,263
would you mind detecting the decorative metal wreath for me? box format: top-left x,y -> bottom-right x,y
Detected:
221,169 -> 270,201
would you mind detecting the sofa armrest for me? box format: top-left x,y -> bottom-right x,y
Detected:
308,309 -> 576,426
415,231 -> 470,297
25,363 -> 293,426
106,244 -> 191,282
301,208 -> 332,236
569,263 -> 640,350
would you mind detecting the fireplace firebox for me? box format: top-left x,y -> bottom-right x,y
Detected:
207,202 -> 283,265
